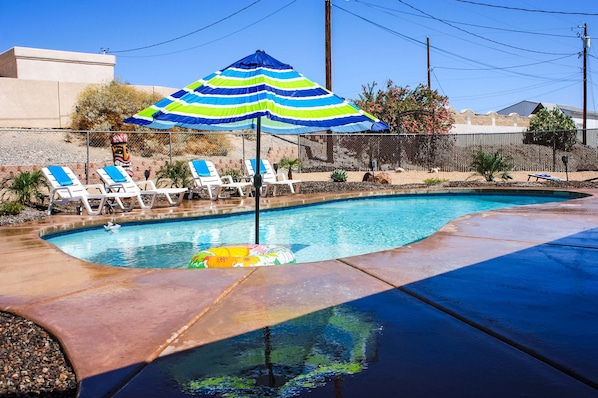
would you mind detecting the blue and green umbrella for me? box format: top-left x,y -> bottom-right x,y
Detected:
124,50 -> 388,243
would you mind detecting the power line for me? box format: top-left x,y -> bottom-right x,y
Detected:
396,0 -> 573,56
455,0 -> 598,16
334,3 -> 576,82
115,1 -> 297,58
434,54 -> 576,72
355,0 -> 575,38
108,0 -> 262,54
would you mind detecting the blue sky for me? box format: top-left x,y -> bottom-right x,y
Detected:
1,0 -> 596,114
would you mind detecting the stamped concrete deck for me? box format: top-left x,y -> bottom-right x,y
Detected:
1,187 -> 597,397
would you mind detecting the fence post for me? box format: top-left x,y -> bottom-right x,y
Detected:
169,132 -> 173,164
86,130 -> 90,184
552,130 -> 557,173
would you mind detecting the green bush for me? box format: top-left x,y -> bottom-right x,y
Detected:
221,168 -> 244,182
469,149 -> 513,182
424,178 -> 448,186
156,161 -> 192,188
330,169 -> 348,182
0,170 -> 47,205
0,201 -> 24,216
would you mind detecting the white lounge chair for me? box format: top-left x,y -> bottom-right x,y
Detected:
244,159 -> 301,196
188,160 -> 251,200
97,165 -> 187,209
527,173 -> 563,182
42,165 -> 137,215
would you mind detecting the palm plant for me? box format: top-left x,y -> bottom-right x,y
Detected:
278,157 -> 302,180
0,170 -> 47,205
469,149 -> 513,182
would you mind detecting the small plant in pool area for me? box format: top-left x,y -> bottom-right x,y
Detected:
330,169 -> 348,182
221,168 -> 244,182
278,157 -> 302,180
0,201 -> 24,216
424,178 -> 449,186
0,170 -> 47,206
156,161 -> 191,188
470,149 -> 514,182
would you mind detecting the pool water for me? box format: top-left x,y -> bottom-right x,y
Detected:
45,193 -> 568,268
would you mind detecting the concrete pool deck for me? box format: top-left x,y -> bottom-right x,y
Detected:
1,187 -> 597,397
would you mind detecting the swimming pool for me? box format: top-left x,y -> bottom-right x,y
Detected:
45,192 -> 570,268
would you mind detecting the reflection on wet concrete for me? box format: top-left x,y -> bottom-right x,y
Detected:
173,305 -> 380,397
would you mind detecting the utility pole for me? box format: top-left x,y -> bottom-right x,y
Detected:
427,37 -> 431,90
325,0 -> 332,91
325,0 -> 334,162
581,24 -> 590,145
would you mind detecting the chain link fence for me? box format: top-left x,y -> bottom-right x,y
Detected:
298,129 -> 598,173
1,128 -> 598,183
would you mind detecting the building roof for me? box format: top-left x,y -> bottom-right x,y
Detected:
498,100 -> 598,119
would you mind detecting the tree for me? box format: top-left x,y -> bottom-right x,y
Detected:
526,107 -> 577,151
354,80 -> 454,134
70,79 -> 163,131
278,157 -> 302,180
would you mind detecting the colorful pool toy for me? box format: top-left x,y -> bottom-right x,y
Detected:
189,244 -> 296,269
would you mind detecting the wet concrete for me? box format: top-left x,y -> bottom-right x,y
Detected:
1,187 -> 597,397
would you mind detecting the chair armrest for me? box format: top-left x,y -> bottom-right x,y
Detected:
276,173 -> 288,181
221,175 -> 234,184
50,186 -> 70,197
85,184 -> 108,194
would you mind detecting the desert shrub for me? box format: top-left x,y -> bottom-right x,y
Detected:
330,169 -> 348,182
0,201 -> 24,216
156,161 -> 192,188
70,79 -> 164,146
424,178 -> 448,186
221,168 -> 244,181
184,134 -> 231,156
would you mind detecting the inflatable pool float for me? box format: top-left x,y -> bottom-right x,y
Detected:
103,222 -> 121,233
189,244 -> 296,269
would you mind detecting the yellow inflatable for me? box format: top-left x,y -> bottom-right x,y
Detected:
189,244 -> 296,269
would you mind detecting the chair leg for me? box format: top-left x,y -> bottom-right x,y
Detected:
82,198 -> 103,215
213,186 -> 222,201
137,193 -> 154,209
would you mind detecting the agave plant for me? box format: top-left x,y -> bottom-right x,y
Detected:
0,170 -> 47,205
469,149 -> 513,182
330,169 -> 348,182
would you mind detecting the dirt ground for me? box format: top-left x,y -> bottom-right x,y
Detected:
294,170 -> 598,184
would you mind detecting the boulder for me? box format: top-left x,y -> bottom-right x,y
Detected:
362,172 -> 392,184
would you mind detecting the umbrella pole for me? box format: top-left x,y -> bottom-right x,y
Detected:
254,117 -> 262,244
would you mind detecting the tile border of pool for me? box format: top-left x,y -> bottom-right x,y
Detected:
1,186 -> 598,397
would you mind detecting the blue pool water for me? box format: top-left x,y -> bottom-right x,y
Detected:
45,193 -> 569,268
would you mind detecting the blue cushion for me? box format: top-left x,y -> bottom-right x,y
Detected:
191,160 -> 211,177
47,166 -> 73,186
249,159 -> 267,175
104,166 -> 128,183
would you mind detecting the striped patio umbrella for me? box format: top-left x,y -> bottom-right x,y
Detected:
124,50 -> 388,243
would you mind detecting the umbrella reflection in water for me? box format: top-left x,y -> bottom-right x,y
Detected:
174,305 -> 380,397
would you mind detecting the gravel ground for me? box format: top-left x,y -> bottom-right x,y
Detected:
0,312 -> 77,397
1,177 -> 597,397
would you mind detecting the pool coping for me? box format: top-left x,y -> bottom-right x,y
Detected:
2,186 -> 598,397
